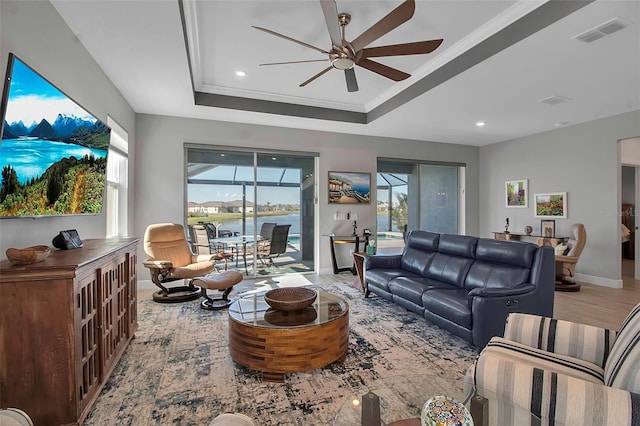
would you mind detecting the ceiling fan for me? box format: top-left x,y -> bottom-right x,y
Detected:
252,0 -> 443,93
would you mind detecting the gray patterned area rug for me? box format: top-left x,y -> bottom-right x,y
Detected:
85,281 -> 478,425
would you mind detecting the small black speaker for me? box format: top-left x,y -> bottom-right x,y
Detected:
52,229 -> 83,250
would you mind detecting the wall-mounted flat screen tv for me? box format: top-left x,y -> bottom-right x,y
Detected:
0,53 -> 111,218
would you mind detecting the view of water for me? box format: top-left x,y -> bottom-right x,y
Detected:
217,214 -> 301,236
215,213 -> 400,236
0,138 -> 107,184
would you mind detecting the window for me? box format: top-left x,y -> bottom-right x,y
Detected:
106,117 -> 128,237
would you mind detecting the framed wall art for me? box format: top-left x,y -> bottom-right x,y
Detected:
328,171 -> 371,204
534,192 -> 567,218
505,179 -> 528,208
541,219 -> 556,237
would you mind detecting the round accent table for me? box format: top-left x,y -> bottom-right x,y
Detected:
228,289 -> 349,382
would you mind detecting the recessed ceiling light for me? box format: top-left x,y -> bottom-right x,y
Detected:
475,121 -> 485,127
235,70 -> 246,77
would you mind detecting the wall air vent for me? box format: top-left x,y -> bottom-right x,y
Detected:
574,18 -> 628,43
537,95 -> 571,106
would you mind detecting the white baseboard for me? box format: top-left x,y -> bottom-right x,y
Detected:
573,273 -> 623,289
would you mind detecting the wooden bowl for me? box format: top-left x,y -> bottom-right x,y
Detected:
6,245 -> 51,265
264,307 -> 317,326
264,287 -> 317,311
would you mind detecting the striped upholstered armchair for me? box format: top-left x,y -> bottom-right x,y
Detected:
465,304 -> 640,425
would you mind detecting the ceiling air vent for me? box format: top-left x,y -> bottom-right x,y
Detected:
538,95 -> 571,106
574,18 -> 628,43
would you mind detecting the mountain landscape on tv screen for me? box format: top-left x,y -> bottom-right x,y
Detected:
0,116 -> 110,216
0,56 -> 111,217
3,113 -> 110,148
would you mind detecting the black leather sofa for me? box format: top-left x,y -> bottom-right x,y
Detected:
364,230 -> 555,349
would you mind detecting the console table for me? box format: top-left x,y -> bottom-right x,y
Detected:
327,234 -> 370,274
492,232 -> 567,247
0,238 -> 138,425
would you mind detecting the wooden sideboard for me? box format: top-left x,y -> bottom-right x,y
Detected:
0,238 -> 138,425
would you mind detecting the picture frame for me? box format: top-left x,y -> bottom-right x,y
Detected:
541,220 -> 556,238
505,179 -> 528,208
328,171 -> 371,204
534,192 -> 567,218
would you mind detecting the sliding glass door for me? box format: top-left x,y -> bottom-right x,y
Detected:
186,146 -> 316,278
377,159 -> 464,249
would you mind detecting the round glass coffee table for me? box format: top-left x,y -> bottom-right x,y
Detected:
228,289 -> 349,382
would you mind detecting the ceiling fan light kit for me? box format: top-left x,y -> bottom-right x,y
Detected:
253,0 -> 443,93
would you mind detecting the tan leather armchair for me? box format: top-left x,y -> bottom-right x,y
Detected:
143,223 -> 225,303
555,223 -> 586,292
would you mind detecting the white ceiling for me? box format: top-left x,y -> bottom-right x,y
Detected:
51,0 -> 640,146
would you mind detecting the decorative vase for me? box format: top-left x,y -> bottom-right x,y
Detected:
421,395 -> 474,426
524,226 -> 533,235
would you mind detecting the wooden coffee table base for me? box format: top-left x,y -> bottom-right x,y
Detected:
229,313 -> 349,382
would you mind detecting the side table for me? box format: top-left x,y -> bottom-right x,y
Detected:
353,251 -> 367,294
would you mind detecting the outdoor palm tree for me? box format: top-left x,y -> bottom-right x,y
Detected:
391,192 -> 408,232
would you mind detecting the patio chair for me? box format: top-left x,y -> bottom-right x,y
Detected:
189,224 -> 233,271
256,224 -> 291,266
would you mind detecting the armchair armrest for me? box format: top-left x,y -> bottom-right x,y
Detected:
143,259 -> 174,269
503,313 -> 617,368
469,353 -> 638,426
192,254 -> 218,263
555,254 -> 578,264
364,254 -> 402,270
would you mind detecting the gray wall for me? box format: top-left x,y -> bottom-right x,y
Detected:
479,110 -> 640,286
134,114 -> 480,275
0,0 -> 136,259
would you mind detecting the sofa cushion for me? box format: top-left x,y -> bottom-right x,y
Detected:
484,337 -> 605,384
425,254 -> 473,288
400,249 -> 436,276
366,269 -> 420,293
464,261 -> 531,291
400,231 -> 439,275
403,231 -> 440,252
604,304 -> 640,393
389,277 -> 454,306
422,289 -> 471,328
437,234 -> 478,258
475,239 -> 536,268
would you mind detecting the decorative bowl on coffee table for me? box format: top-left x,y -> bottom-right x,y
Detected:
264,287 -> 317,311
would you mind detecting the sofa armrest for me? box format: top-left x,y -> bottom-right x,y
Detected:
143,259 -> 173,269
364,254 -> 402,270
503,313 -> 617,368
469,352 -> 639,426
467,284 -> 536,306
468,285 -> 540,348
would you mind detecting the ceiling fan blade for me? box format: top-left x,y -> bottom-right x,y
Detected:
351,0 -> 415,52
362,39 -> 443,58
344,68 -> 359,92
252,26 -> 329,55
259,59 -> 330,66
319,0 -> 342,47
356,57 -> 410,81
300,66 -> 333,87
